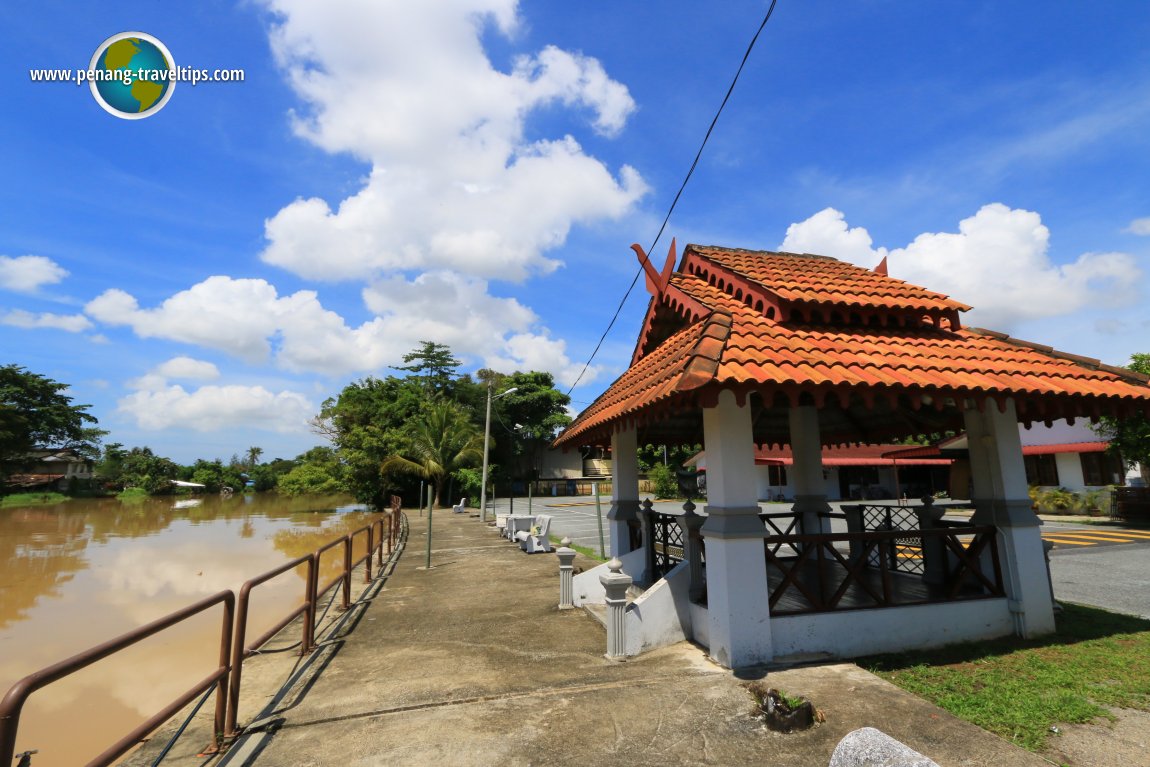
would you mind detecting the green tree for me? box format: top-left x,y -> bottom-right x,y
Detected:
381,400 -> 483,507
101,446 -> 180,494
277,447 -> 346,496
189,459 -> 245,493
246,446 -> 263,468
394,341 -> 462,394
316,375 -> 425,505
489,371 -> 572,482
1095,353 -> 1150,483
1,365 -> 101,476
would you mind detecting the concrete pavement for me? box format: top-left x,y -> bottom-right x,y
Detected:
128,504 -> 1055,767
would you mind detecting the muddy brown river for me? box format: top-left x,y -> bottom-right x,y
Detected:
0,493 -> 376,766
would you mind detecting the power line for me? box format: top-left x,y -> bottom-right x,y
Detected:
565,0 -> 780,396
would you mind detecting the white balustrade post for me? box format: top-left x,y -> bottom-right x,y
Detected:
600,557 -> 633,659
557,538 -> 576,610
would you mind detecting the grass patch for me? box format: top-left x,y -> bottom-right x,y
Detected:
116,487 -> 151,501
863,603 -> 1150,751
1,491 -> 70,507
547,535 -> 607,562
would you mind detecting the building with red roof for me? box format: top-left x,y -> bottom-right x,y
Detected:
555,242 -> 1150,668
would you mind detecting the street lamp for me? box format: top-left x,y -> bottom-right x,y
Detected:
480,384 -> 517,523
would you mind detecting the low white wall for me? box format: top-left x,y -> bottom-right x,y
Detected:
623,561 -> 693,655
770,599 -> 1014,660
572,546 -> 646,606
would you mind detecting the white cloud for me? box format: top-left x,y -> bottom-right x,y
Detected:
0,255 -> 68,292
118,382 -> 314,433
85,278 -> 282,362
780,204 -> 1140,330
1,308 -> 92,332
154,356 -> 220,381
1125,217 -> 1150,236
85,273 -> 595,385
257,0 -> 646,282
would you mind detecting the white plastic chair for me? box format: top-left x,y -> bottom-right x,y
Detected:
452,497 -> 467,514
515,514 -> 552,553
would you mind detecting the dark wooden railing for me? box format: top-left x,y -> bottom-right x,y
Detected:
649,511 -> 686,580
762,525 -> 1003,615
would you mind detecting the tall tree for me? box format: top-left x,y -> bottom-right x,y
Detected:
246,446 -> 264,468
490,371 -> 572,481
381,400 -> 483,507
1,365 -> 101,475
394,341 -> 462,394
316,375 -> 425,505
1095,353 -> 1150,483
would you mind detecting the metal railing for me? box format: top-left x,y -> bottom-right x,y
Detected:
762,525 -> 1003,615
0,510 -> 405,766
647,510 -> 685,580
0,591 -> 235,767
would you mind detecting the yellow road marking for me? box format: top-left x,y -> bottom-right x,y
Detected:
544,501 -> 600,508
1042,532 -> 1135,543
1105,529 -> 1150,538
1042,536 -> 1100,546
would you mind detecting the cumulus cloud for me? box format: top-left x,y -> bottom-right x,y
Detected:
0,255 -> 68,292
86,274 -> 596,385
780,204 -> 1140,330
1,309 -> 92,332
257,0 -> 646,282
119,381 -> 314,433
1125,217 -> 1150,236
154,356 -> 220,381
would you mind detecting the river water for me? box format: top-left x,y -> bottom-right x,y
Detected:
0,493 -> 377,767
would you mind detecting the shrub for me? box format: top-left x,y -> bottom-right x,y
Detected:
647,463 -> 679,499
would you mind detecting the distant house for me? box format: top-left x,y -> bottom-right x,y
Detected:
5,448 -> 94,491
686,444 -> 952,501
887,421 -> 1127,497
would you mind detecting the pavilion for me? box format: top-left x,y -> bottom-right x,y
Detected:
553,242 -> 1150,668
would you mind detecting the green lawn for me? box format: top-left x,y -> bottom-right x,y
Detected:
863,604 -> 1150,751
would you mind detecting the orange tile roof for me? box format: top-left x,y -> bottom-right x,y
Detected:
554,243 -> 1150,448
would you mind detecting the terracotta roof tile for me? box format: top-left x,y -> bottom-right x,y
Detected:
554,244 -> 1150,448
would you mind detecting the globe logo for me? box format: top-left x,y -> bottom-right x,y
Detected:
89,32 -> 176,119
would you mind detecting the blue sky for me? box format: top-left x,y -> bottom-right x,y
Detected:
3,1 -> 1150,464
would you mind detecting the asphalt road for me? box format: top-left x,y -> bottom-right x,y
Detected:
1044,521 -> 1150,620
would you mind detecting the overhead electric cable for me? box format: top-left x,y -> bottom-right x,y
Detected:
565,0 -> 780,396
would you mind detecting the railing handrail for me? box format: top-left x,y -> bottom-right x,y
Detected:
226,552 -> 317,737
1,509 -> 404,766
763,524 -> 997,543
0,590 -> 235,767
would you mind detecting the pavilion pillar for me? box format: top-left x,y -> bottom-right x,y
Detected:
700,390 -> 773,668
964,399 -> 1056,637
789,405 -> 832,534
607,427 -> 641,558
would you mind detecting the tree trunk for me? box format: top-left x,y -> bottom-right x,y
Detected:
435,476 -> 447,508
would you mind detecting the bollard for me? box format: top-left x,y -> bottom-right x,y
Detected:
600,557 -> 632,660
557,537 -> 576,610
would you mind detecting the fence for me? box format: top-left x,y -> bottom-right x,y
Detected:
762,525 -> 1003,615
0,508 -> 405,766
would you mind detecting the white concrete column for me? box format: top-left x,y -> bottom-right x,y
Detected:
964,399 -> 1056,637
607,427 -> 641,557
699,389 -> 772,668
789,405 -> 832,534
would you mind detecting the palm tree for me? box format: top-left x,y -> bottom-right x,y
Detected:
381,400 -> 483,507
246,446 -> 263,468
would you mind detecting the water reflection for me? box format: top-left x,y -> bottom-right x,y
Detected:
0,493 -> 372,767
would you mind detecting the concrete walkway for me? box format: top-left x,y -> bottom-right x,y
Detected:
144,507 -> 1051,767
